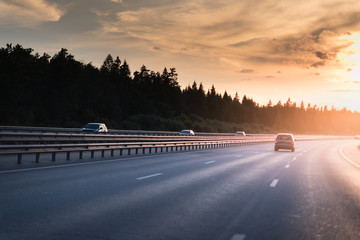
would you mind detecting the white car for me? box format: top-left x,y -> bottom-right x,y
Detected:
179,130 -> 195,136
81,123 -> 108,133
235,131 -> 246,136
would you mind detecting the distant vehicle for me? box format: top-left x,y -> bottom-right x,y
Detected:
274,133 -> 295,152
81,123 -> 108,133
235,131 -> 246,136
179,130 -> 195,136
355,135 -> 360,140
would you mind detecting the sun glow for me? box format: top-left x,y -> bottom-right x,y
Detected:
338,33 -> 360,82
348,65 -> 360,82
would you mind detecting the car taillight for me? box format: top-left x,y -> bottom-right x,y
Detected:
275,139 -> 277,144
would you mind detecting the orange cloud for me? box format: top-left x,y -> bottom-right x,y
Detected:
0,0 -> 63,26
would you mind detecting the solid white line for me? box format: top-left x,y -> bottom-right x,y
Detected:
0,154 -> 171,174
205,161 -> 216,164
235,155 -> 243,158
292,157 -> 297,161
136,173 -> 163,180
285,164 -> 290,168
270,179 -> 279,187
340,146 -> 360,168
0,161 -> 117,174
230,234 -> 246,240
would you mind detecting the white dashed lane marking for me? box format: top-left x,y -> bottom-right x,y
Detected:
270,179 -> 279,187
230,234 -> 246,240
205,161 -> 216,164
136,173 -> 163,180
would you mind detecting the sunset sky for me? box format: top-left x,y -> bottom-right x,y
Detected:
1,0 -> 360,111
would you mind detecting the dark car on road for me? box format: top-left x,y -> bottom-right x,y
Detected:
274,133 -> 295,152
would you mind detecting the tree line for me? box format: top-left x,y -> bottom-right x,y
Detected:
1,43 -> 359,135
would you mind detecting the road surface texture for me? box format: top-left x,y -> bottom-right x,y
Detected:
1,140 -> 360,240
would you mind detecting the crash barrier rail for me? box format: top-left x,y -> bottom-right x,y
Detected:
0,131 -> 350,146
0,131 -> 264,145
0,134 -> 352,166
0,138 -> 274,165
0,125 -> 237,136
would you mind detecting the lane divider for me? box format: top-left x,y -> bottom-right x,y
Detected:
340,145 -> 360,168
136,173 -> 163,180
205,161 -> 216,164
270,179 -> 279,187
230,234 -> 246,240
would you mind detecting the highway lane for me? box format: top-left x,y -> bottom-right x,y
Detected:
1,140 -> 360,240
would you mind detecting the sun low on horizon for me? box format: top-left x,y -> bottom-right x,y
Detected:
1,0 -> 360,111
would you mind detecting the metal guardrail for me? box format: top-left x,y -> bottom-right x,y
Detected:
0,125 -> 353,167
0,125 -> 238,136
0,126 -> 276,166
0,132 -> 255,145
0,138 -> 274,165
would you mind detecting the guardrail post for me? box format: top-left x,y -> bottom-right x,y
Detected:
52,152 -> 56,162
128,148 -> 131,155
66,152 -> 70,160
101,150 -> 105,158
111,149 -> 114,157
17,153 -> 22,164
120,149 -> 123,156
91,150 -> 94,159
36,153 -> 40,163
149,147 -> 152,154
79,151 -> 83,160
136,148 -> 138,154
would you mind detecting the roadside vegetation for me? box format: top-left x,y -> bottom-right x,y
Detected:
1,44 -> 359,135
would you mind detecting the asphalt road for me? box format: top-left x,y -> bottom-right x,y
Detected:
1,140 -> 360,240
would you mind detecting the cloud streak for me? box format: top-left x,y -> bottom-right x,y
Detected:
82,0 -> 360,71
0,0 -> 63,26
